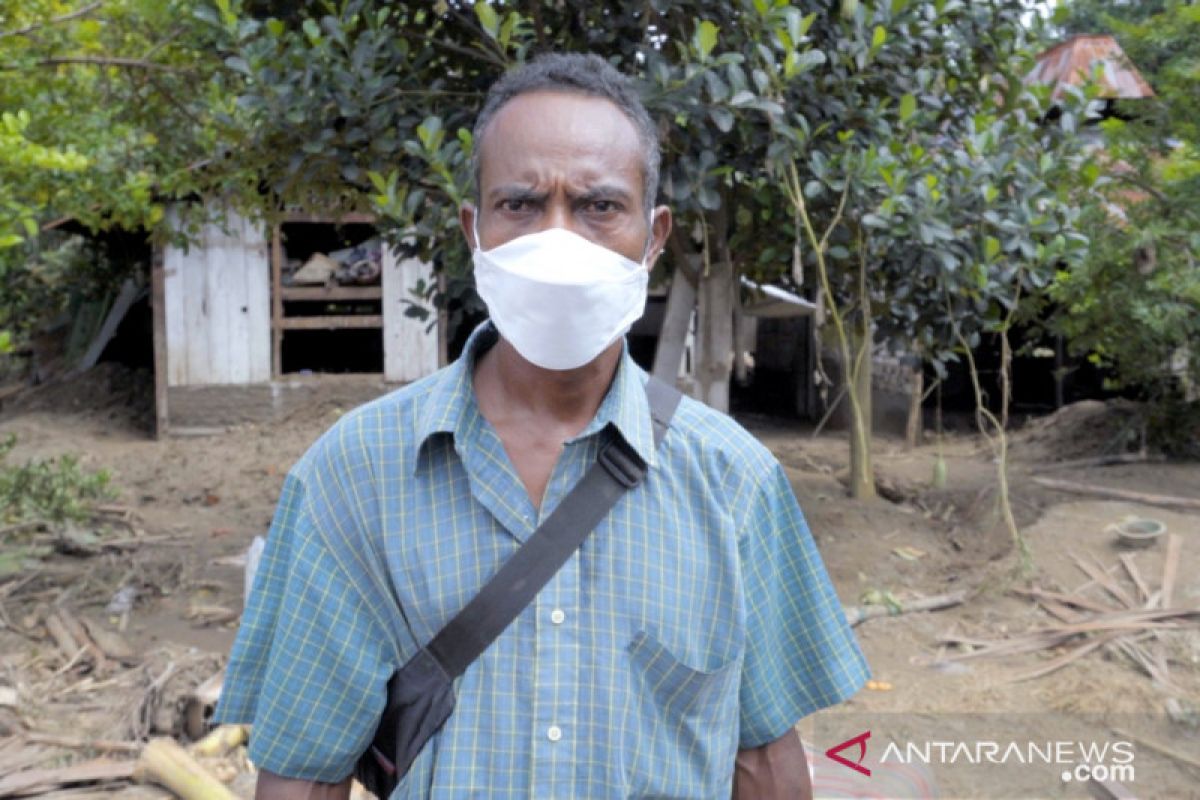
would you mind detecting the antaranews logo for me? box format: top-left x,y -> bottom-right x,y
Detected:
825,731 -> 872,776
824,730 -> 1136,785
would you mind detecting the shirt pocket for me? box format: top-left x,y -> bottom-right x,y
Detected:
623,630 -> 741,798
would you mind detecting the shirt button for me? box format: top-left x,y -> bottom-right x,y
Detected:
550,608 -> 566,625
547,725 -> 563,742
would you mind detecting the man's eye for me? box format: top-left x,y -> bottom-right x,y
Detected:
501,199 -> 532,213
587,200 -> 619,213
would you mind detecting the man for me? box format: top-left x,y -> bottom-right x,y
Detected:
216,53 -> 868,799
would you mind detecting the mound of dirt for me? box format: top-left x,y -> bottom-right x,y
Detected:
0,363 -> 154,430
1011,399 -> 1143,463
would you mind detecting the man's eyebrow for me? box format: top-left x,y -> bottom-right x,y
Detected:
574,184 -> 634,203
486,185 -> 546,203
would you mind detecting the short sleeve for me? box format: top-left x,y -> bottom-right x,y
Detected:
214,467 -> 394,781
736,462 -> 870,747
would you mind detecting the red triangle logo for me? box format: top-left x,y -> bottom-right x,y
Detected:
825,730 -> 872,776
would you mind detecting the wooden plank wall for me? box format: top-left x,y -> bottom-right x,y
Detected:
163,208 -> 271,386
382,246 -> 438,383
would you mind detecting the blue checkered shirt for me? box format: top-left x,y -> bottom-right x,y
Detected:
216,322 -> 868,799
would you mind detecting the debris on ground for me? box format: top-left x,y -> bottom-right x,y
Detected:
931,535 -> 1198,689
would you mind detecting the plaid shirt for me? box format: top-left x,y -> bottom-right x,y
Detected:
216,322 -> 868,799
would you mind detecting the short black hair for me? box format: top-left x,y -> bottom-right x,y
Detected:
472,52 -> 660,214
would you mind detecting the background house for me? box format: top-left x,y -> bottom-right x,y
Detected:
152,205 -> 439,434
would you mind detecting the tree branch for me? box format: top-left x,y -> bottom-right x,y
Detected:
35,56 -> 192,73
0,2 -> 103,40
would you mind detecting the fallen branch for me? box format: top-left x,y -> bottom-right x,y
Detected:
1161,534 -> 1181,608
843,590 -> 967,627
1007,632 -> 1123,682
1031,477 -> 1200,511
1117,554 -> 1151,607
21,733 -> 141,754
0,758 -> 134,797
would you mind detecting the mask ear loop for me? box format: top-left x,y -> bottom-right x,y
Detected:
472,207 -> 482,252
639,209 -> 656,268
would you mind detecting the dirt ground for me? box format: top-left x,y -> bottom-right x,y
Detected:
0,366 -> 1197,799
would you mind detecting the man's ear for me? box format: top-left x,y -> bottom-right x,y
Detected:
645,205 -> 673,269
459,203 -> 479,250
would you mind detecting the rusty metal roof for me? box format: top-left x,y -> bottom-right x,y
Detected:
1025,34 -> 1154,99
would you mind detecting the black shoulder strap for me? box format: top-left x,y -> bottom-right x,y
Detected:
425,375 -> 682,678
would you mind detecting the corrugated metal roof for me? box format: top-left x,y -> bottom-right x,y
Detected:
1025,34 -> 1154,99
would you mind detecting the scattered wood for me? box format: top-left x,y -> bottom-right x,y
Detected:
132,738 -> 238,800
21,733 -> 141,754
79,617 -> 137,665
1117,554 -> 1151,607
184,605 -> 237,627
0,757 -> 135,797
1031,476 -> 1200,511
1007,632 -> 1123,682
42,613 -> 81,662
1160,533 -> 1181,608
978,542 -> 1197,684
844,590 -> 967,627
53,609 -> 109,673
1070,553 -> 1135,609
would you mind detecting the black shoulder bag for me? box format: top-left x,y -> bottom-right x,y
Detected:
353,376 -> 682,798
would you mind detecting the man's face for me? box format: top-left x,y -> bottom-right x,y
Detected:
461,90 -> 671,267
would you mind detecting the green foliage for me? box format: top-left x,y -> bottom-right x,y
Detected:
0,0 -> 241,354
4,2 -> 1098,400
0,233 -> 127,344
0,0 -> 236,243
1050,0 -> 1200,396
0,434 -> 115,524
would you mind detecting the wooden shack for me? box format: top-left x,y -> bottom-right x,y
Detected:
151,207 -> 439,434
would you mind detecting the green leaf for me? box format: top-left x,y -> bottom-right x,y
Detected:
302,18 -> 320,41
984,236 -> 1001,262
729,90 -> 756,107
871,25 -> 887,52
898,93 -> 916,123
475,1 -> 499,39
694,20 -> 719,60
710,107 -> 734,133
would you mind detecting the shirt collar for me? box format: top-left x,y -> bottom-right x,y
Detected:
414,321 -> 657,470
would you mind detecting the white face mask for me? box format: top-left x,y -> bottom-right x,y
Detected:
472,222 -> 651,371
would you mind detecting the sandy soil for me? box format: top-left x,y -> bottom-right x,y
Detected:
0,366 -> 1196,798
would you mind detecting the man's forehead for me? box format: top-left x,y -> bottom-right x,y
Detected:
478,90 -> 643,179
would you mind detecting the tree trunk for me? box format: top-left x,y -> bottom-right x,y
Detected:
846,329 -> 875,498
695,255 -> 734,412
651,262 -> 697,386
905,362 -> 923,450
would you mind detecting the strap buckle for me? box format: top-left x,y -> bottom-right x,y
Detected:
597,439 -> 647,489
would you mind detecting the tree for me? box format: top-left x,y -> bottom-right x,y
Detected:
4,2 -> 1095,508
0,0 -> 236,343
1050,1 -> 1200,408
